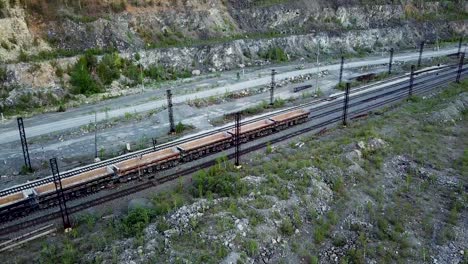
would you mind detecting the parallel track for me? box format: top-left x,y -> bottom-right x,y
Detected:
0,66 -> 465,236
0,64 -> 462,197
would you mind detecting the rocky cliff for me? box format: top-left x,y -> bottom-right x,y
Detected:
0,0 -> 466,62
0,0 -> 466,113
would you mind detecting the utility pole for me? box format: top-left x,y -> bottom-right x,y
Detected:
458,37 -> 464,58
166,89 -> 175,134
140,64 -> 144,93
270,69 -> 276,105
456,52 -> 465,83
409,65 -> 415,97
152,138 -> 157,151
417,41 -> 425,68
94,112 -> 99,162
339,56 -> 345,84
17,117 -> 32,172
50,158 -> 72,232
235,112 -> 241,168
388,48 -> 394,75
342,83 -> 350,127
315,43 -> 320,94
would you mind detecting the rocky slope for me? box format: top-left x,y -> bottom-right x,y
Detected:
0,0 -> 466,62
0,0 -> 466,115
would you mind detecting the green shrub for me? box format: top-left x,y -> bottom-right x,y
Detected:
111,0 -> 127,12
0,66 -> 6,82
55,66 -> 64,78
122,207 -> 151,236
70,56 -> 102,95
18,49 -> 28,62
152,191 -> 185,215
57,103 -> 66,112
1,41 -> 9,50
245,240 -> 259,257
259,46 -> 288,62
192,157 -> 245,198
280,218 -> 294,236
97,53 -> 122,85
175,121 -> 186,134
20,165 -> 34,174
122,62 -> 143,83
145,64 -> 167,81
61,242 -> 79,264
145,65 -> 191,81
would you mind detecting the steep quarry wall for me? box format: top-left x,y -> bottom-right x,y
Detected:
0,1 -> 466,62
0,0 -> 466,111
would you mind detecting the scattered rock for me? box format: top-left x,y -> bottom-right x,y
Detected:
344,149 -> 362,163
367,138 -> 387,151
428,93 -> 468,124
347,163 -> 365,175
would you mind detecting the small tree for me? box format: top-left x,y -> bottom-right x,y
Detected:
70,56 -> 102,95
175,121 -> 185,134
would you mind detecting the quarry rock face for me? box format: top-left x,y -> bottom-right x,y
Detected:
0,1 -> 466,109
0,2 -> 466,63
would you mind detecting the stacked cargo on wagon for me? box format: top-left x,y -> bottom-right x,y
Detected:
177,132 -> 233,161
114,148 -> 181,178
269,109 -> 309,130
0,188 -> 40,221
33,167 -> 112,207
0,192 -> 27,221
229,120 -> 275,142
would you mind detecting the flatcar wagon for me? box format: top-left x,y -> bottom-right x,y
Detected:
229,120 -> 275,142
269,109 -> 309,130
0,192 -> 25,208
34,167 -> 112,207
0,107 -> 313,222
177,132 -> 233,162
114,148 -> 181,178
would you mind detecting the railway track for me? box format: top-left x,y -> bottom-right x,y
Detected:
0,224 -> 56,252
0,64 -> 461,197
0,66 -> 465,236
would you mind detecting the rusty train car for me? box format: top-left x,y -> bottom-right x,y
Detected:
0,109 -> 309,222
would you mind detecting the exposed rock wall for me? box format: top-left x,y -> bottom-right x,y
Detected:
0,1 -> 466,62
0,0 -> 466,110
0,7 -> 50,62
130,21 -> 463,71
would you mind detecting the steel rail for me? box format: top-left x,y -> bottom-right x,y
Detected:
0,64 -> 464,197
0,70 -> 464,235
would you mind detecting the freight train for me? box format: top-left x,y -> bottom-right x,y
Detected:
0,109 -> 309,222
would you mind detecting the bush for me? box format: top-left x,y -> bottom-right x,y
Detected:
97,53 -> 122,85
19,49 -> 28,62
70,56 -> 102,95
122,207 -> 151,236
192,157 -> 246,198
145,64 -> 167,81
175,121 -> 186,134
259,47 -> 288,62
145,65 -> 192,81
245,240 -> 259,257
152,191 -> 185,215
0,66 -> 6,82
111,0 -> 127,12
279,218 -> 294,236
57,103 -> 66,112
122,62 -> 143,83
55,66 -> 64,78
